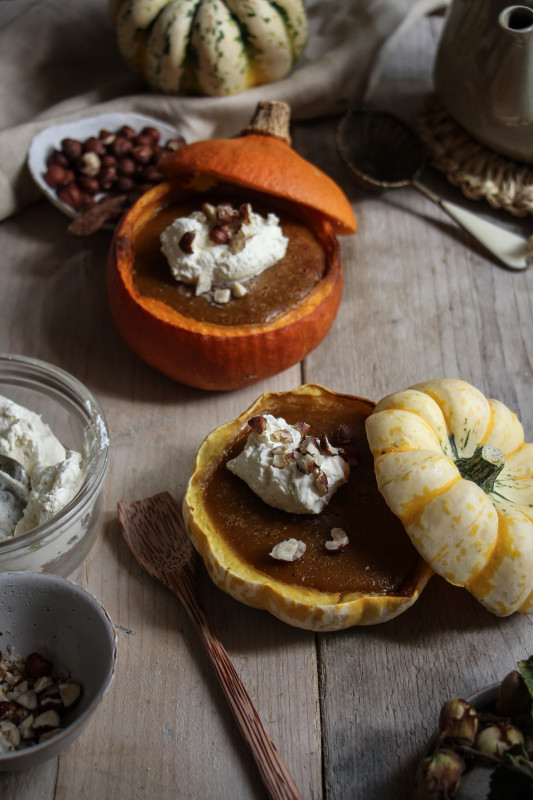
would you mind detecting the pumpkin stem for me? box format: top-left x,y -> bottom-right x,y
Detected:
455,445 -> 505,494
243,101 -> 292,146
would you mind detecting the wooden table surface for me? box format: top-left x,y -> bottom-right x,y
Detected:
2,11 -> 533,800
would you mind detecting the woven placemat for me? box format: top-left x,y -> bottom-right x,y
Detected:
418,94 -> 533,218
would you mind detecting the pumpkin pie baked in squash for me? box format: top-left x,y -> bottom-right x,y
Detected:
107,102 -> 355,391
183,384 -> 432,631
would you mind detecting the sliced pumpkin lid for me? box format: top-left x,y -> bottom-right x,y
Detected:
160,101 -> 357,236
365,378 -> 533,618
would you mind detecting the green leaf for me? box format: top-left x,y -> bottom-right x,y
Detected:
488,764 -> 533,799
519,656 -> 533,703
502,751 -> 533,778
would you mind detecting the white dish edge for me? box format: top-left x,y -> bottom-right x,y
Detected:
27,112 -> 183,220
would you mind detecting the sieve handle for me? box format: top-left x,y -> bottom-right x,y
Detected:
414,181 -> 531,271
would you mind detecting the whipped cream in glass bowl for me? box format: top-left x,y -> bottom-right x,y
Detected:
0,355 -> 109,575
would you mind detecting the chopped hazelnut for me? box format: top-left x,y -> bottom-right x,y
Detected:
270,538 -> 306,562
300,435 -> 321,459
238,203 -> 251,223
33,709 -> 61,731
229,228 -> 247,254
209,225 -> 230,245
25,652 -> 52,679
231,281 -> 248,298
270,429 -> 293,444
319,433 -> 339,456
296,454 -> 316,474
315,471 -> 329,495
294,421 -> 311,437
213,288 -> 231,304
202,202 -> 217,222
248,416 -> 267,434
0,648 -> 81,751
325,528 -> 349,552
179,231 -> 195,254
195,273 -> 212,295
59,681 -> 81,708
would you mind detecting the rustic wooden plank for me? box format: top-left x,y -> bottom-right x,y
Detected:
299,12 -> 533,800
2,8 -> 533,800
0,196 -> 320,799
1,760 -> 58,800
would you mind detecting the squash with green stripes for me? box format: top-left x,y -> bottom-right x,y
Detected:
110,0 -> 307,96
365,378 -> 533,617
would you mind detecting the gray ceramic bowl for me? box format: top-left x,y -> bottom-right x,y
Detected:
0,354 -> 109,575
0,571 -> 117,771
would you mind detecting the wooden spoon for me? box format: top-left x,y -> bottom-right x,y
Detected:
117,491 -> 304,800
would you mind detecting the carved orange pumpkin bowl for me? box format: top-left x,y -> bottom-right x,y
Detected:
107,102 -> 356,391
183,384 -> 433,631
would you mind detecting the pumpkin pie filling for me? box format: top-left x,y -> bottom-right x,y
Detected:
197,394 -> 422,596
131,187 -> 328,326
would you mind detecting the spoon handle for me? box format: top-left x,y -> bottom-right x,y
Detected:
413,179 -> 531,271
164,566 -> 304,800
438,199 -> 532,271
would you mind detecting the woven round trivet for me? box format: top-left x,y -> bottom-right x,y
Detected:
418,94 -> 533,218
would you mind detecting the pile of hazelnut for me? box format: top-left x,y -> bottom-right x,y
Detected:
43,123 -> 185,214
0,647 -> 81,752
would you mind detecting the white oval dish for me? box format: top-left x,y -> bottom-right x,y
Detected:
27,112 -> 183,219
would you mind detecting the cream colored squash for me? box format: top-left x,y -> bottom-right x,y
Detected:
365,378 -> 533,617
110,0 -> 307,96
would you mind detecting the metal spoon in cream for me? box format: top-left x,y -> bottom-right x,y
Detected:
0,454 -> 31,537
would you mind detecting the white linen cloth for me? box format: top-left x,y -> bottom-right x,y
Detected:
0,0 -> 435,221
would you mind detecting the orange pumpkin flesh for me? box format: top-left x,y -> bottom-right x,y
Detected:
183,384 -> 432,631
107,102 -> 353,391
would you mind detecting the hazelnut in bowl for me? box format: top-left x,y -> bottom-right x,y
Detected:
183,384 -> 432,631
0,571 -> 117,770
107,101 -> 356,391
27,112 -> 185,226
0,355 -> 109,576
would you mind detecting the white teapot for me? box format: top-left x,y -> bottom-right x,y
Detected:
434,1 -> 533,163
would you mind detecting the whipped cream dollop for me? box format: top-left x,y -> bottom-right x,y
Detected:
0,395 -> 85,540
226,414 -> 350,515
160,202 -> 288,296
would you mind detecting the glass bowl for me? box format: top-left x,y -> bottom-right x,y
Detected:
0,354 -> 109,575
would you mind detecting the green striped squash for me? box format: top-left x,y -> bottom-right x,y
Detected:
110,0 -> 308,96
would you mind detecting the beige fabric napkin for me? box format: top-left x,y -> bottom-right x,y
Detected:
0,0 -> 424,221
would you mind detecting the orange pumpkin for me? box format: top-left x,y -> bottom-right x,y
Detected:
159,102 -> 356,236
107,102 -> 355,391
